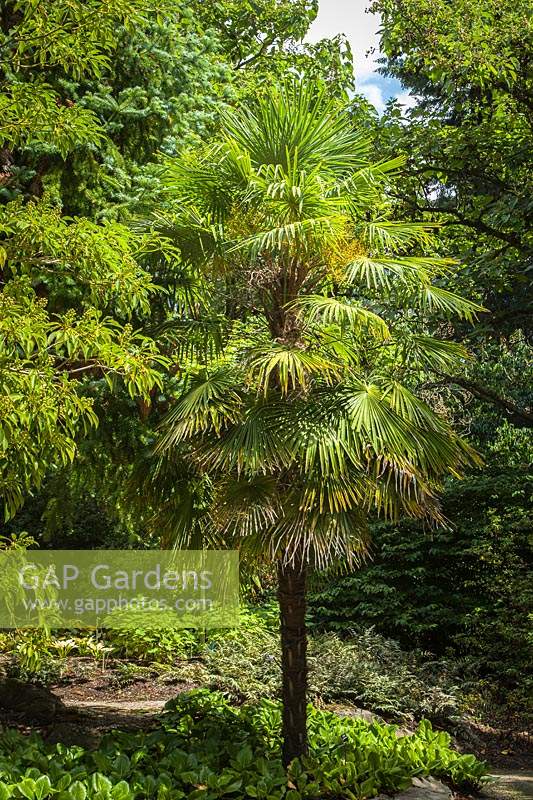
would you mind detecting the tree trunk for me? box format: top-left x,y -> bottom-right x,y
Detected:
277,554 -> 308,767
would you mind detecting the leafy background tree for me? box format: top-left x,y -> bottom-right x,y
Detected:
0,1 -> 187,517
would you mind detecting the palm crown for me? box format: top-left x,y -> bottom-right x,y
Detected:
146,82 -> 483,766
151,82 -> 481,567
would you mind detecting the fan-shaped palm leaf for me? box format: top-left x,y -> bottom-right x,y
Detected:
391,333 -> 470,371
363,220 -> 438,251
290,295 -> 390,339
245,343 -> 343,396
222,82 -> 371,176
345,255 -> 452,290
417,284 -> 485,321
155,368 -> 242,452
196,402 -> 293,475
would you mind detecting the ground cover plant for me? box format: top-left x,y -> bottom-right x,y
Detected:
0,689 -> 488,800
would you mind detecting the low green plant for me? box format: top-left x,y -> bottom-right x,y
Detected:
103,603 -> 279,665
104,623 -> 199,663
76,636 -> 114,669
5,631 -> 62,685
308,630 -> 462,721
200,624 -> 462,723
201,609 -> 281,702
0,689 -> 488,799
111,662 -> 161,687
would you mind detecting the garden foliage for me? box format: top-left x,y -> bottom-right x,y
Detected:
0,690 -> 488,800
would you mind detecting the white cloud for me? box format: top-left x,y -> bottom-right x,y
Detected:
305,0 -> 381,82
304,1 -> 418,113
394,91 -> 418,110
358,82 -> 385,113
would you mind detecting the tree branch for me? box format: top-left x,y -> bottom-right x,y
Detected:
234,36 -> 275,70
391,193 -> 526,250
429,373 -> 533,428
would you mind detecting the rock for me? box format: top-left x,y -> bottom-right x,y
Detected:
335,705 -> 380,724
0,679 -> 66,722
376,776 -> 452,799
482,770 -> 533,800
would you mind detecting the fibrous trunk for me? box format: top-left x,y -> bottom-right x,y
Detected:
278,554 -> 308,767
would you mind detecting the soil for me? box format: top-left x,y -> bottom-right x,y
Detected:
480,771 -> 533,800
53,676 -> 186,704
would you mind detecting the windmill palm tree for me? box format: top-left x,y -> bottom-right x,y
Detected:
148,83 -> 482,767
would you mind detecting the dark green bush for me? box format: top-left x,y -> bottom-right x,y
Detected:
309,470 -> 533,701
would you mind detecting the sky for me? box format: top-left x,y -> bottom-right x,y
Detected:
305,0 -> 413,113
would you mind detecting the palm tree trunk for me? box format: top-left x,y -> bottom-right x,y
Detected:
277,554 -> 308,767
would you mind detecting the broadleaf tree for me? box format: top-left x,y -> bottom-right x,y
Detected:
372,0 -> 532,293
0,1 -> 173,519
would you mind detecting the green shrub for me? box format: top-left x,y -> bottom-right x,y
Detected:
103,604 -> 280,665
0,689 -> 488,799
202,619 -> 281,703
4,631 -> 62,685
308,631 -> 461,721
104,623 -> 199,663
309,470 -> 533,703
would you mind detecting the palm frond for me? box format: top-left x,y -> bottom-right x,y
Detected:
279,395 -> 362,480
264,503 -> 369,570
197,402 -> 293,475
376,378 -> 448,431
338,381 -> 477,477
163,143 -> 251,221
213,475 -> 281,540
417,285 -> 486,321
299,472 -> 372,515
222,81 -> 371,176
245,343 -> 343,396
231,215 -> 344,260
154,317 -> 226,363
362,220 -> 438,252
342,381 -> 414,454
155,368 -> 242,452
390,333 -> 470,371
367,455 -> 444,523
148,207 -> 225,266
290,295 -> 390,339
335,156 -> 407,211
127,453 -> 219,549
345,255 -> 452,289
315,325 -> 362,365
